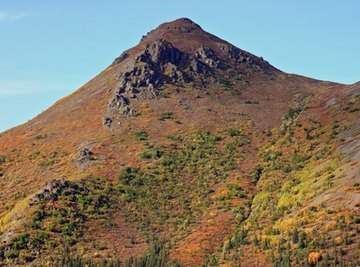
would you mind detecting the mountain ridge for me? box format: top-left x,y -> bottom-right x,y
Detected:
0,18 -> 358,266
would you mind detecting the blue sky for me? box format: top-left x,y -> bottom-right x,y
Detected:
0,0 -> 359,132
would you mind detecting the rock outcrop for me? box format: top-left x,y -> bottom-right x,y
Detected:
29,178 -> 88,207
73,148 -> 96,169
105,20 -> 276,126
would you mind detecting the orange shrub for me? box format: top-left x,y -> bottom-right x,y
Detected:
335,236 -> 343,245
308,252 -> 322,264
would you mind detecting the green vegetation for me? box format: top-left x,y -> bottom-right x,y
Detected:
250,165 -> 263,185
279,108 -> 301,136
216,107 -> 360,266
0,178 -> 117,264
35,134 -> 47,140
4,98 -> 357,266
159,112 -> 173,121
117,131 -> 236,234
219,79 -> 239,95
34,151 -> 68,168
0,155 -> 6,164
0,128 -> 253,265
225,184 -> 245,199
54,239 -> 172,267
140,146 -> 166,160
219,79 -> 232,89
224,128 -> 241,137
133,130 -> 149,141
38,158 -> 56,167
118,166 -> 140,185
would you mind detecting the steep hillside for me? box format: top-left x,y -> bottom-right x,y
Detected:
214,81 -> 360,267
0,18 -> 358,266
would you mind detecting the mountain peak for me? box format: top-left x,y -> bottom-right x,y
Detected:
157,17 -> 203,32
1,16 -> 359,267
113,17 -> 274,74
108,18 -> 277,121
137,17 -> 217,52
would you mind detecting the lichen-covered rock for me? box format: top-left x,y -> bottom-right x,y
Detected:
221,44 -> 243,60
107,40 -> 192,117
73,147 -> 96,169
169,65 -> 191,84
220,43 -> 273,73
137,39 -> 188,67
108,94 -> 132,114
195,46 -> 225,69
1,230 -> 14,244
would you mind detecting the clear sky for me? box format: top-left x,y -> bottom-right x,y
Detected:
0,0 -> 359,132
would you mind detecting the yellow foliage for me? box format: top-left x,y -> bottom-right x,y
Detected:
252,192 -> 270,206
335,236 -> 343,245
140,102 -> 153,114
350,96 -> 360,103
324,221 -> 336,232
276,217 -> 296,232
0,194 -> 34,231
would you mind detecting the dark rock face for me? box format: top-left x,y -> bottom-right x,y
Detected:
109,40 -> 225,105
107,39 -> 191,119
220,43 -> 273,73
137,40 -> 188,67
108,94 -> 132,114
170,65 -> 191,84
106,37 -> 275,124
221,44 -> 243,61
195,46 -> 225,69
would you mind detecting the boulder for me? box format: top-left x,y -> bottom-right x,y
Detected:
112,52 -> 129,65
103,117 -> 113,128
108,94 -> 132,114
73,147 -> 96,170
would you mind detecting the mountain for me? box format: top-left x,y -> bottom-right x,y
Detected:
0,18 -> 359,266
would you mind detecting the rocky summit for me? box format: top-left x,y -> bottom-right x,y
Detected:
106,19 -> 275,120
0,18 -> 359,267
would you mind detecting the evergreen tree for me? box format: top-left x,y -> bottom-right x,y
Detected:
297,232 -> 306,249
292,228 -> 299,244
